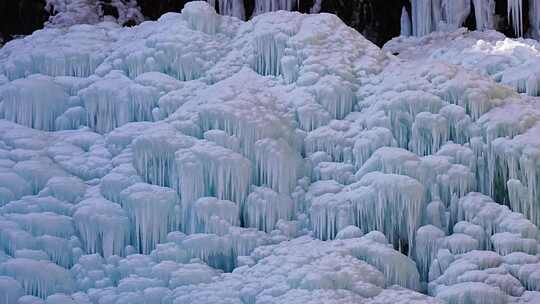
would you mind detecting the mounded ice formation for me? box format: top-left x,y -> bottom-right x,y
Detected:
0,2 -> 539,304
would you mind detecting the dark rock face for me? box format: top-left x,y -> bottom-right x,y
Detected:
0,0 -> 49,43
319,0 -> 409,46
136,0 -> 191,20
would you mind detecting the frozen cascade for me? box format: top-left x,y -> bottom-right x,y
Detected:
531,0 -> 540,38
401,7 -> 412,37
408,0 -> 496,35
309,171 -> 426,255
253,0 -> 298,16
187,197 -> 239,234
410,112 -> 449,156
132,124 -> 194,187
183,1 -> 220,35
120,183 -> 179,254
80,72 -> 158,133
207,0 -> 245,20
0,78 -> 69,131
253,32 -> 288,77
441,0 -> 471,31
245,186 -> 294,232
175,140 -> 251,209
415,225 -> 445,281
473,0 -> 495,31
410,0 -> 438,37
347,232 -> 422,290
508,0 -> 524,37
0,258 -> 75,299
314,76 -> 356,120
254,138 -> 303,195
355,172 -> 426,255
73,198 -> 129,258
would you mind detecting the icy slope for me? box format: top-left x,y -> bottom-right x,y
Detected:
0,2 -> 540,304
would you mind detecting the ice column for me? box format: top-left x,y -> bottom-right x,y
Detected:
530,0 -> 540,38
473,0 -> 495,31
401,7 -> 412,37
175,141 -> 252,208
245,186 -> 295,232
120,183 -> 179,254
508,0 -> 524,37
0,78 -> 69,131
182,1 -> 220,35
207,0 -> 245,20
73,198 -> 130,258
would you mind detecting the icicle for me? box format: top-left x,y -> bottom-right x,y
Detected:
310,0 -> 323,13
348,233 -> 422,291
182,1 -> 220,35
401,7 -> 412,37
508,0 -> 524,37
415,225 -> 444,281
254,138 -> 303,195
473,0 -> 495,31
188,197 -> 239,234
73,198 -> 129,258
253,0 -> 298,16
175,140 -> 252,210
253,32 -> 288,77
207,0 -> 245,20
440,0 -> 471,30
80,72 -> 158,133
245,186 -> 295,232
0,78 -> 69,131
120,183 -> 179,254
132,124 -> 194,187
411,0 -> 435,36
530,0 -> 540,38
0,258 -> 75,299
410,112 -> 449,156
314,76 -> 356,120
